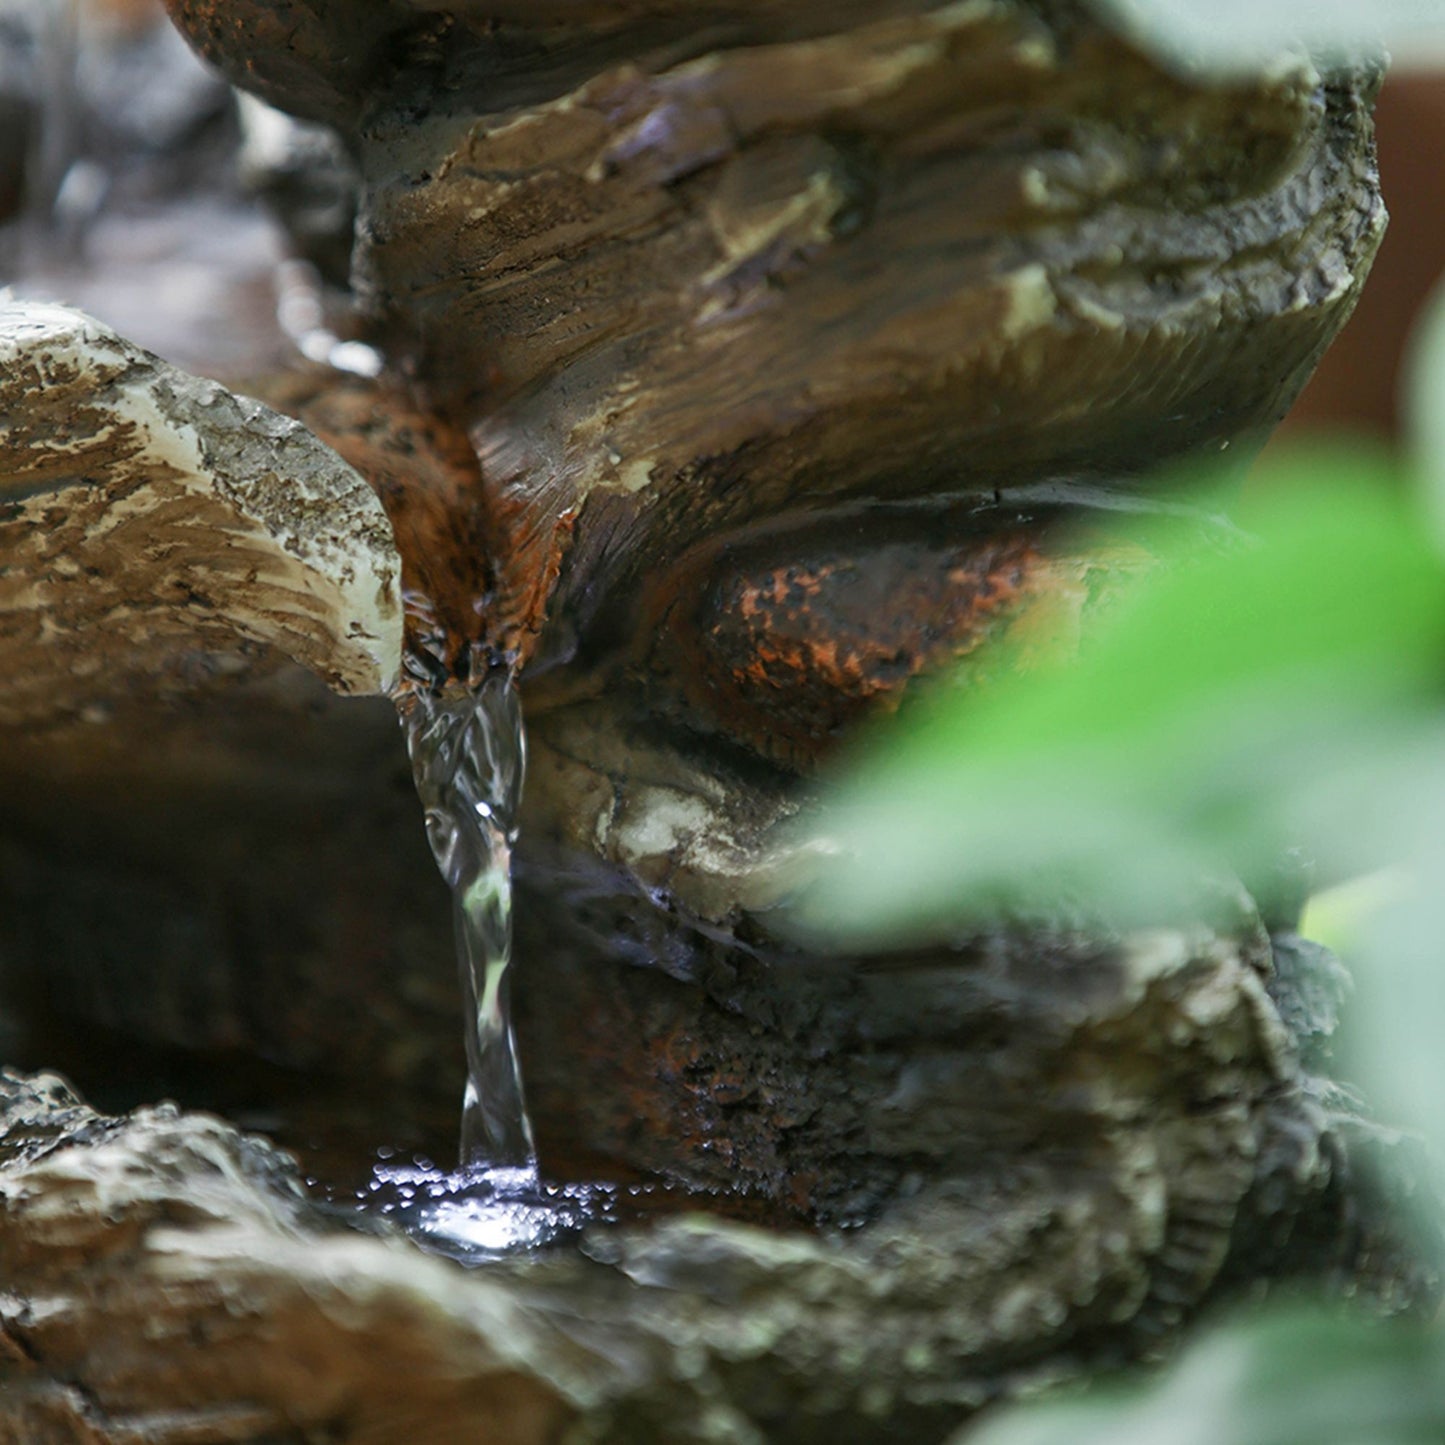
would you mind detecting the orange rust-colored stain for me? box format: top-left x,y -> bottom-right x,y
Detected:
719,543 -> 1034,698
643,527 -> 1063,768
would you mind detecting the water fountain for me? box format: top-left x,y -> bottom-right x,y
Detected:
367,667 -> 628,1260
0,3 -> 1428,1439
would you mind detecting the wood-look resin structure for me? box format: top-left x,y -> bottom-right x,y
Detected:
0,4 -> 1431,1442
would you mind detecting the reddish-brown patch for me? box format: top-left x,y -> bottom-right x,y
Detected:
640,521 -> 1070,768
251,368 -> 557,685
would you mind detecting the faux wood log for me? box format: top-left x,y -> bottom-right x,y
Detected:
0,299 -> 403,726
0,937 -> 1431,1445
169,0 -> 1385,725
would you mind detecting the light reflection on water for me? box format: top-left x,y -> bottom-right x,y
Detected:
359,1157 -> 630,1264
402,673 -> 537,1173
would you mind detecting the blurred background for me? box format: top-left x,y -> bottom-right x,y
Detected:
0,0 -> 363,381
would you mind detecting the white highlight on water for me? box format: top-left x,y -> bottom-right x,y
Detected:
404,671 -> 535,1173
388,671 -> 628,1263
363,1159 -> 623,1261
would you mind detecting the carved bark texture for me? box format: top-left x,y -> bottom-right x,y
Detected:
355,5 -> 1383,688
0,301 -> 404,726
167,0 -> 1384,717
0,999 -> 1421,1445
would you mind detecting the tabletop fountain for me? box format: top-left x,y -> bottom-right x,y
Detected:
0,2 -> 1433,1441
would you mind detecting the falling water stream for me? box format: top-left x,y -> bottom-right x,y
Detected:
9,7 -> 656,1266
358,669 -> 624,1262
406,672 -> 533,1171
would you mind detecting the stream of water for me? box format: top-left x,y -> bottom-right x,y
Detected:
361,670 -> 622,1262
10,8 -> 633,1265
405,672 -> 534,1171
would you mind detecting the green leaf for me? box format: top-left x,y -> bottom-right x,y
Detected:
1332,818 -> 1445,1186
958,1309 -> 1445,1445
1404,275 -> 1445,549
1086,0 -> 1445,76
794,457 -> 1445,947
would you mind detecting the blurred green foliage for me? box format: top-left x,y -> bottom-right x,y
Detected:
961,1309 -> 1445,1445
797,5 -> 1445,1433
1088,0 -> 1445,75
798,368 -> 1445,1444
798,421 -> 1445,1445
797,461 -> 1445,945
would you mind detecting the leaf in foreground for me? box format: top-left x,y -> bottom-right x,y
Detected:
1087,0 -> 1445,75
960,1309 -> 1445,1445
795,463 -> 1445,947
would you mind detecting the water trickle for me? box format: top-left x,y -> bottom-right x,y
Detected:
362,1159 -> 629,1261
379,668 -> 624,1263
404,671 -> 534,1173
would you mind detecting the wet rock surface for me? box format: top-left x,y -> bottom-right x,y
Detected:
0,1071 -> 579,1445
0,910 -> 1433,1445
0,1 -> 1429,1441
